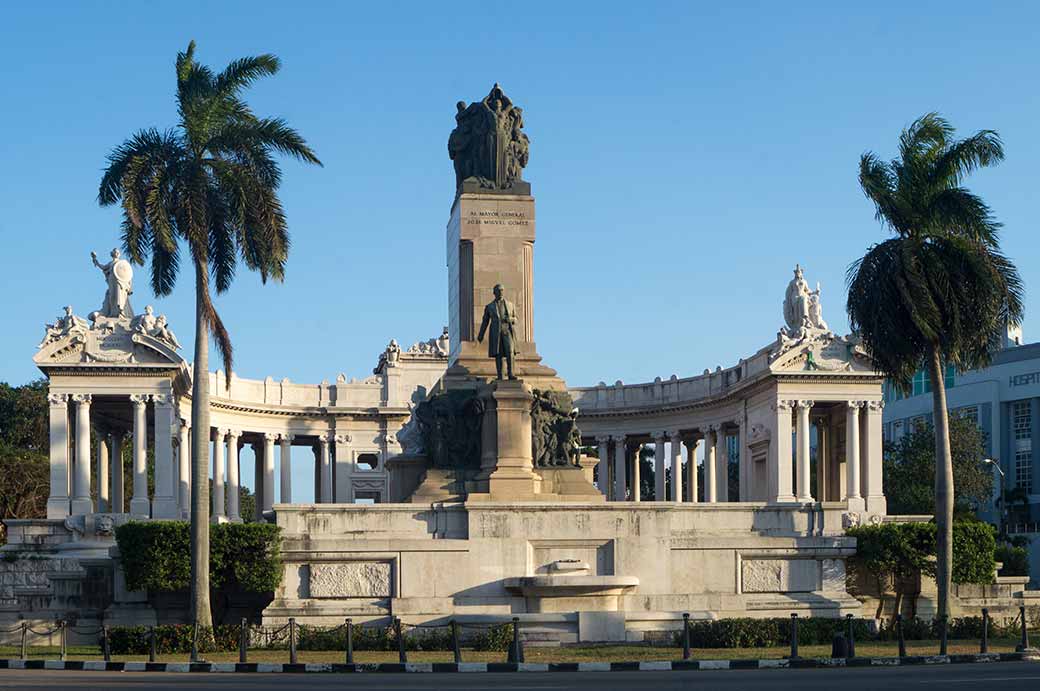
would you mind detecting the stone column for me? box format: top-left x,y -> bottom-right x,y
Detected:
333,434 -> 350,502
128,394 -> 150,516
252,442 -> 264,521
631,443 -> 642,502
226,430 -> 241,521
212,428 -> 226,520
312,444 -> 320,503
262,432 -> 276,513
96,434 -> 109,513
704,427 -> 717,503
795,400 -> 814,502
669,430 -> 683,502
595,436 -> 610,497
612,435 -> 627,501
318,437 -> 330,501
111,431 -> 125,513
716,426 -> 729,502
279,434 -> 293,504
177,421 -> 190,518
46,393 -> 70,519
686,437 -> 700,502
863,401 -> 886,514
845,401 -> 862,502
737,420 -> 749,501
151,394 -> 177,518
653,432 -> 667,501
768,400 -> 796,503
70,393 -> 93,515
815,416 -> 828,502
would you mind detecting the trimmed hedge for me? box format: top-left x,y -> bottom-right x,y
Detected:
846,520 -> 997,586
115,521 -> 282,594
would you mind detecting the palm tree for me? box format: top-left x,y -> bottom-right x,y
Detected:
98,41 -> 321,629
847,113 -> 1022,623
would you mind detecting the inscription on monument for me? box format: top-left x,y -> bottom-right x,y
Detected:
464,209 -> 531,227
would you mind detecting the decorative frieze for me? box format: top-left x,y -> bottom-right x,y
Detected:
309,562 -> 392,598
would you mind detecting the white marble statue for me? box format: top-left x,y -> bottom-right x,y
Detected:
130,305 -> 157,334
90,248 -> 134,320
782,264 -> 828,335
386,339 -> 401,365
808,282 -> 828,332
39,305 -> 89,348
153,315 -> 181,349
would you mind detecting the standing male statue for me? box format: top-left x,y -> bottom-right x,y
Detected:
90,248 -> 134,320
477,284 -> 519,380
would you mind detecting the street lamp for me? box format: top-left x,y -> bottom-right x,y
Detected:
983,458 -> 1005,536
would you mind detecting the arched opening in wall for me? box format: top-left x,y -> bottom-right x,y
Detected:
356,453 -> 379,471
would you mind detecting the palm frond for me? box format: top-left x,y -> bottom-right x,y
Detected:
215,55 -> 280,95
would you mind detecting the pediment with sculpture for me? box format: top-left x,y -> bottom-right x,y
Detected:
33,249 -> 185,368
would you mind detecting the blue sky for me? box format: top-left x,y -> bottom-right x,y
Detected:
2,4 -> 1037,392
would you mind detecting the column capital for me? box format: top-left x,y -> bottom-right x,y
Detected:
129,393 -> 148,406
226,428 -> 241,438
594,435 -> 611,444
47,392 -> 69,406
773,399 -> 796,412
319,435 -> 331,447
846,400 -> 865,410
334,433 -> 351,444
263,432 -> 278,442
151,393 -> 174,407
865,400 -> 885,413
796,400 -> 815,410
279,433 -> 295,443
71,393 -> 92,404
667,429 -> 682,442
610,434 -> 626,444
652,431 -> 667,442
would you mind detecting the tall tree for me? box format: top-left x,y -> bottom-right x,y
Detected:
847,113 -> 1022,622
98,41 -> 320,630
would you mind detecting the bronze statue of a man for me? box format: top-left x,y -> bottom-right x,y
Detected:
477,284 -> 519,380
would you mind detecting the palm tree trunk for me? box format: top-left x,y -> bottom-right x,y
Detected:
190,259 -> 213,628
927,347 -> 954,621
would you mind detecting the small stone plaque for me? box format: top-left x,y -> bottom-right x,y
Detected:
309,562 -> 391,598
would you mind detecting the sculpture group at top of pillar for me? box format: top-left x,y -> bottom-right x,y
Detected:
782,264 -> 829,337
90,248 -> 134,321
477,284 -> 519,381
448,83 -> 530,193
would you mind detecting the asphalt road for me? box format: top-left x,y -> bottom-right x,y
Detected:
0,662 -> 1038,690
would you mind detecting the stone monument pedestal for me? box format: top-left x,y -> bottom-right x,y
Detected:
469,379 -> 542,500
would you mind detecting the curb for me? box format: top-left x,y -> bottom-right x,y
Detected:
0,652 -> 1037,673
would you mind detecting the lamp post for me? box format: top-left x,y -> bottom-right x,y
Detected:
983,458 -> 1005,537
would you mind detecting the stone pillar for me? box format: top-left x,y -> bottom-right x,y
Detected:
252,442 -> 264,521
795,400 -> 814,502
71,393 -> 93,515
815,417 -> 828,502
631,443 -> 642,502
128,394 -> 149,517
769,400 -> 796,503
653,432 -> 667,501
262,432 -> 276,513
477,381 -> 540,499
737,420 -> 749,501
595,436 -> 610,497
320,436 -> 334,503
46,393 -> 70,519
716,426 -> 729,502
845,401 -> 862,502
96,434 -> 109,513
333,434 -> 350,502
151,394 -> 177,518
686,437 -> 700,503
212,428 -> 226,520
111,431 -> 125,513
177,422 -> 190,518
863,400 -> 886,515
612,435 -> 627,501
669,430 -> 683,502
226,430 -> 241,521
704,427 -> 717,503
279,434 -> 293,504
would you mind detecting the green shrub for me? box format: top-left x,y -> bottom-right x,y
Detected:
106,625 -> 239,654
672,618 -> 872,648
470,623 -> 513,651
115,521 -> 282,593
996,543 -> 1030,577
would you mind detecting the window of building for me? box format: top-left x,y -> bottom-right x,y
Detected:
356,453 -> 379,471
1012,401 -> 1032,493
954,405 -> 979,427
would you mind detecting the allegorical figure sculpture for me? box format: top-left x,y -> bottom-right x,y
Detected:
782,264 -> 828,336
38,305 -> 89,348
477,283 -> 519,380
531,389 -> 582,468
448,83 -> 530,193
90,248 -> 134,321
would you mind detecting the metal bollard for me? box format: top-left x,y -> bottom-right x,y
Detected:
451,619 -> 462,664
846,614 -> 856,659
395,618 -> 407,663
190,621 -> 200,662
510,617 -> 524,664
789,614 -> 799,659
288,618 -> 297,664
682,612 -> 691,661
149,625 -> 157,662
896,614 -> 906,658
59,620 -> 67,662
981,608 -> 989,654
20,621 -> 27,660
1017,605 -> 1031,652
239,618 -> 248,663
102,624 -> 111,662
939,614 -> 948,656
345,618 -> 354,664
